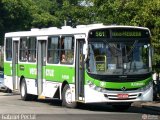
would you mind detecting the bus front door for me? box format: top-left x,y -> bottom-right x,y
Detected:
12,40 -> 19,91
75,39 -> 85,101
37,39 -> 46,98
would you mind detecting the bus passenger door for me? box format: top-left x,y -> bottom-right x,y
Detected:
75,39 -> 85,101
12,39 -> 19,91
37,37 -> 47,98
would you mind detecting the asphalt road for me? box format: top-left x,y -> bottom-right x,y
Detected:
0,92 -> 159,120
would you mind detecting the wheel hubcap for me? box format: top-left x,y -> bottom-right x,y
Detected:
21,83 -> 25,97
65,88 -> 72,104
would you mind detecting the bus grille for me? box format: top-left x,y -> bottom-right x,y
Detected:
104,93 -> 139,100
105,88 -> 139,91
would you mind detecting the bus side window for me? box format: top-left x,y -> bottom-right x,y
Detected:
60,36 -> 74,64
28,37 -> 36,62
5,38 -> 12,61
47,36 -> 59,64
19,37 -> 28,62
60,37 -> 65,63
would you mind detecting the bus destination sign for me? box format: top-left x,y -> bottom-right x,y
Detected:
89,28 -> 150,39
112,31 -> 141,37
111,29 -> 149,38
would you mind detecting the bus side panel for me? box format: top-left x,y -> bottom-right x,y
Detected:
43,65 -> 75,98
18,63 -> 37,79
18,63 -> 75,98
45,65 -> 75,84
4,62 -> 12,76
18,63 -> 37,95
25,78 -> 37,95
4,62 -> 13,90
41,81 -> 61,98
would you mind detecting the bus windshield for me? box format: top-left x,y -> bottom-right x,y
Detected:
87,40 -> 150,75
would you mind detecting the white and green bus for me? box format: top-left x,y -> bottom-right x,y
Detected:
4,24 -> 153,110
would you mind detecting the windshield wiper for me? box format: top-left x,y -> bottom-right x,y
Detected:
127,40 -> 138,58
123,40 -> 138,74
123,40 -> 138,62
103,40 -> 122,57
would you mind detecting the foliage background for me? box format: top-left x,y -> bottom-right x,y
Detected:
0,0 -> 159,69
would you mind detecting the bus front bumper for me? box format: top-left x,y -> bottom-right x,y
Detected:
84,84 -> 153,103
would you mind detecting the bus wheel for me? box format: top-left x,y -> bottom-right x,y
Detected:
62,84 -> 77,108
20,79 -> 31,101
112,104 -> 131,111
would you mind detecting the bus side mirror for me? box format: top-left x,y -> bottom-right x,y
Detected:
83,44 -> 87,55
83,44 -> 88,61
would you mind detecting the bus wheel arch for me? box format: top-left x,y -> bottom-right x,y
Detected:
61,80 -> 68,94
61,81 -> 77,108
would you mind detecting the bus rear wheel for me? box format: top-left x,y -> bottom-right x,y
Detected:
20,79 -> 31,101
62,84 -> 77,108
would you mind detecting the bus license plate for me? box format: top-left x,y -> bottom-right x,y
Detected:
118,94 -> 128,99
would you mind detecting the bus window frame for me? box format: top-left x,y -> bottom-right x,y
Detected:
19,37 -> 37,63
28,37 -> 37,63
5,38 -> 12,61
19,37 -> 28,62
60,35 -> 75,65
47,36 -> 60,64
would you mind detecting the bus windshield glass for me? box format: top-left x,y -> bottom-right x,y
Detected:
87,40 -> 150,75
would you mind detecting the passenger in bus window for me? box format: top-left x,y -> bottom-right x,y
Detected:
61,53 -> 66,63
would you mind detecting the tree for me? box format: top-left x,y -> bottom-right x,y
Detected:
0,0 -> 60,45
0,0 -> 34,45
0,0 -> 159,70
89,0 -> 160,70
132,0 -> 160,70
32,0 -> 60,28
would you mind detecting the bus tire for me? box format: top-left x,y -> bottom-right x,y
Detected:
20,79 -> 31,101
62,84 -> 77,108
112,104 -> 131,111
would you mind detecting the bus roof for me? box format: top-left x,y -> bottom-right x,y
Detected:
5,24 -> 151,38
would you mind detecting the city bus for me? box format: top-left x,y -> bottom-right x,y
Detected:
4,24 -> 153,110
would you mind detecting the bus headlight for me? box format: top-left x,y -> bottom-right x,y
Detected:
87,80 -> 108,93
87,80 -> 104,92
87,80 -> 94,87
94,86 -> 102,92
139,82 -> 152,92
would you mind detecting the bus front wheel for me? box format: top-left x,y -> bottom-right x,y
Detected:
62,84 -> 77,108
20,79 -> 31,101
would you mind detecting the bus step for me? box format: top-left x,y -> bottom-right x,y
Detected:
76,100 -> 85,103
78,97 -> 84,101
12,89 -> 19,94
38,95 -> 46,99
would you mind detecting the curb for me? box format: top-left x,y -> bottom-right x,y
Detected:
142,105 -> 160,112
